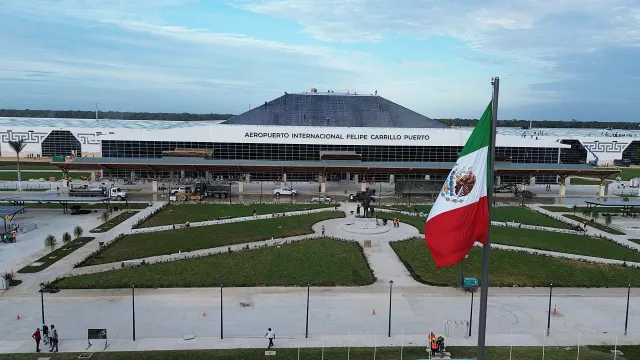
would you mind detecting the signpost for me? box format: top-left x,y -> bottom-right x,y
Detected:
86,328 -> 109,350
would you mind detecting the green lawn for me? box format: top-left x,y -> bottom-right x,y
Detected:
17,237 -> 94,273
3,346 -> 638,360
78,211 -> 345,266
0,161 -> 57,170
630,239 -> 640,245
55,238 -> 374,288
570,177 -> 601,185
90,211 -> 138,233
0,171 -> 92,181
542,205 -> 640,214
613,168 -> 640,181
491,226 -> 639,261
391,238 -> 640,287
563,214 -> 627,235
137,203 -> 338,228
0,202 -> 149,209
378,206 -> 571,233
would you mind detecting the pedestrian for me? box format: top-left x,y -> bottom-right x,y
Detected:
265,327 -> 275,349
253,208 -> 257,217
49,325 -> 58,352
32,328 -> 41,352
42,324 -> 49,345
321,225 -> 325,236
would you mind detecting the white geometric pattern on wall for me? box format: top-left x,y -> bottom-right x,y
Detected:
0,130 -> 48,144
581,141 -> 628,153
77,133 -> 101,145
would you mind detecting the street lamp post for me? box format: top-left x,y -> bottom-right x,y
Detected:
459,254 -> 469,287
625,283 -> 631,336
131,282 -> 136,341
39,285 -> 45,326
468,290 -> 474,337
388,280 -> 394,338
305,281 -> 310,338
547,282 -> 553,336
220,281 -> 224,339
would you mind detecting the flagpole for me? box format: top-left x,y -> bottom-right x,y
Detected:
477,77 -> 499,360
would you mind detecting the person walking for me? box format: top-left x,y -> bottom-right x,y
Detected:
32,328 -> 41,352
321,225 -> 325,236
264,328 -> 275,349
42,324 -> 49,345
49,325 -> 58,352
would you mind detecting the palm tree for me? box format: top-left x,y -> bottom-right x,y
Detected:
44,234 -> 57,253
73,225 -> 83,239
572,205 -> 577,215
101,211 -> 110,223
581,207 -> 592,219
605,214 -> 612,228
8,139 -> 27,191
62,232 -> 72,245
592,211 -> 600,223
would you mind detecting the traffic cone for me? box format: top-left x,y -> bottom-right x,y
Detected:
16,314 -> 20,320
372,309 -> 376,315
553,305 -> 557,316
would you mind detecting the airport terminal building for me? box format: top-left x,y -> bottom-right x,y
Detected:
0,91 -> 633,185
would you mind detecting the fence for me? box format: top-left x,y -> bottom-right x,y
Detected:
0,183 -> 54,191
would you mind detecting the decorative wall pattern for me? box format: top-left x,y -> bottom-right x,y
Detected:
581,141 -> 628,153
77,133 -> 101,145
0,130 -> 47,144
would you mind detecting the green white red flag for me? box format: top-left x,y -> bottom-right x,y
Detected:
424,102 -> 492,268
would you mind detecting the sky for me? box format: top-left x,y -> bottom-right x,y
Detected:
0,0 -> 638,121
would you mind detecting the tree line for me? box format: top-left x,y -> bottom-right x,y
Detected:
0,109 -> 234,121
437,118 -> 639,130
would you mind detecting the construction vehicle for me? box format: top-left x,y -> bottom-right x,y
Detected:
69,185 -> 128,200
184,182 -> 231,201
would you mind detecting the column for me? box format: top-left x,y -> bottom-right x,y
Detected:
529,176 -> 536,187
354,174 -> 359,184
360,182 -> 366,191
180,169 -> 186,179
565,176 -> 571,186
152,180 -> 158,193
281,173 -> 287,187
245,174 -> 251,183
205,171 -> 211,180
130,171 -> 136,181
238,181 -> 244,194
91,171 -> 96,182
598,182 -> 605,197
346,172 -> 350,181
389,174 -> 395,184
559,176 -> 566,197
495,176 -> 501,187
425,175 -> 431,180
320,182 -> 326,194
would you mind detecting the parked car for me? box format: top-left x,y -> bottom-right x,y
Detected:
494,184 -> 514,193
311,195 -> 332,203
515,190 -> 536,198
272,187 -> 298,196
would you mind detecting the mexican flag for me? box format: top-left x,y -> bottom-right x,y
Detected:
424,102 -> 492,268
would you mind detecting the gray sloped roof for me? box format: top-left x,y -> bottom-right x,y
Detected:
223,92 -> 447,128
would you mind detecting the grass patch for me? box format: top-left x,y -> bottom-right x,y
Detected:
78,211 -> 345,266
563,214 -> 627,235
0,202 -> 149,209
0,161 -> 57,171
137,203 -> 338,228
612,168 -> 640,181
391,238 -> 640,287
2,346 -> 639,360
570,177 -> 601,185
17,237 -> 94,273
0,171 -> 92,181
378,206 -> 571,232
55,238 -> 374,288
629,239 -> 640,245
542,205 -> 640,214
90,211 -> 138,233
491,226 -> 639,261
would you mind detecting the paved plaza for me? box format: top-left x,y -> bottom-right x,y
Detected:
0,195 -> 639,354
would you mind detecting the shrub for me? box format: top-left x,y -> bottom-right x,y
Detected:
62,232 -> 72,245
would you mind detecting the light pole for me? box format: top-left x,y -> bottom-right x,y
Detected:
260,182 -> 263,204
131,282 -> 136,341
220,281 -> 224,339
469,290 -> 474,337
625,283 -> 631,336
39,284 -> 45,326
547,282 -> 553,336
388,280 -> 393,337
305,281 -> 310,338
460,254 -> 469,287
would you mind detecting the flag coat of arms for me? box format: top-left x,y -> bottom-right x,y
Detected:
424,103 -> 492,268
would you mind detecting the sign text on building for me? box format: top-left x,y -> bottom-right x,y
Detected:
244,132 -> 429,141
